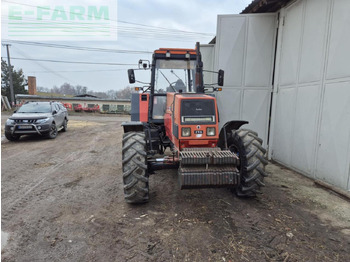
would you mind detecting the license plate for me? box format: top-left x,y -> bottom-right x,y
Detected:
18,125 -> 32,129
194,130 -> 203,134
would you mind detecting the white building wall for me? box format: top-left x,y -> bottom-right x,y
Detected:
270,0 -> 350,191
200,44 -> 215,85
214,14 -> 277,146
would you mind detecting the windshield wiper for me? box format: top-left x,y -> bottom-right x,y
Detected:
159,70 -> 176,92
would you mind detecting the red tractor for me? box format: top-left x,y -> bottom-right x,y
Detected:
122,42 -> 267,204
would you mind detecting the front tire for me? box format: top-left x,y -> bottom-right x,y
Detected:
5,132 -> 20,141
48,123 -> 58,139
122,131 -> 149,204
228,129 -> 268,197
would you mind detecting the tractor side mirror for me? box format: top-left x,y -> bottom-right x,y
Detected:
128,69 -> 136,84
218,69 -> 224,86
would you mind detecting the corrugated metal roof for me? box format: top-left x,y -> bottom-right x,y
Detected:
74,94 -> 99,98
241,0 -> 295,14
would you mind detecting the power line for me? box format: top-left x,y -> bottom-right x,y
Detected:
2,1 -> 214,36
118,20 -> 214,36
8,57 -> 138,66
11,45 -> 76,83
2,19 -> 212,37
2,24 -> 210,43
26,69 -> 128,73
2,17 -> 212,37
2,39 -> 153,54
1,17 -> 213,40
2,19 -> 213,42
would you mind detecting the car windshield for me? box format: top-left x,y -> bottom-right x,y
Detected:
17,103 -> 52,113
155,59 -> 197,93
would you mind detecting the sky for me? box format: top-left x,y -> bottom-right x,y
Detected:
1,0 -> 252,93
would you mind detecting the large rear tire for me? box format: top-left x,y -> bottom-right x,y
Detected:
122,131 -> 149,204
228,129 -> 268,197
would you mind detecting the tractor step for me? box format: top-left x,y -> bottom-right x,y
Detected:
180,149 -> 238,165
179,166 -> 239,189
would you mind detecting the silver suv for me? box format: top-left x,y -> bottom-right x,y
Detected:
5,101 -> 68,141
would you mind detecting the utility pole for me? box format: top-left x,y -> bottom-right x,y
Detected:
3,44 -> 15,106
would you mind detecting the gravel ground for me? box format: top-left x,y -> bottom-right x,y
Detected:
1,114 -> 350,262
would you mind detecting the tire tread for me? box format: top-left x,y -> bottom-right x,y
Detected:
122,131 -> 149,204
233,129 -> 268,197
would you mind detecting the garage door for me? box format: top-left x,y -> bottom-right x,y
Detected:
270,0 -> 350,190
214,14 -> 277,146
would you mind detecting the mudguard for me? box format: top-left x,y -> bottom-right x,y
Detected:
217,120 -> 248,149
121,121 -> 144,133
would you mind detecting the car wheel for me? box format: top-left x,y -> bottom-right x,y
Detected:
48,123 -> 58,139
5,132 -> 20,141
62,119 -> 68,132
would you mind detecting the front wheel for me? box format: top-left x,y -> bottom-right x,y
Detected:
48,123 -> 58,139
122,131 -> 149,204
228,129 -> 268,197
5,132 -> 20,141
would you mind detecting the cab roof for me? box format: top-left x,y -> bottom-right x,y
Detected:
154,48 -> 197,55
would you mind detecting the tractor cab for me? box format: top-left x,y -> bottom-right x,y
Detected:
153,52 -> 197,93
128,47 -> 201,124
151,51 -> 198,122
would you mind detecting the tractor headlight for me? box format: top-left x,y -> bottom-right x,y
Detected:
206,127 -> 216,136
181,127 -> 191,137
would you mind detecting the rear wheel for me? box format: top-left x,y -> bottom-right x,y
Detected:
5,132 -> 20,141
62,119 -> 68,132
228,129 -> 268,197
122,131 -> 149,204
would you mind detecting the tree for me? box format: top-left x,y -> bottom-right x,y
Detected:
60,82 -> 75,95
75,85 -> 83,95
81,86 -> 87,94
37,86 -> 50,93
1,58 -> 28,102
116,86 -> 133,99
106,89 -> 117,99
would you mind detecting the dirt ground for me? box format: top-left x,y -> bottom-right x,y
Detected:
1,114 -> 350,262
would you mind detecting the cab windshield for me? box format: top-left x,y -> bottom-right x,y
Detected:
154,59 -> 196,93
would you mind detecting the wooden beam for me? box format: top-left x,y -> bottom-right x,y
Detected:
314,180 -> 350,202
